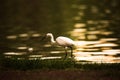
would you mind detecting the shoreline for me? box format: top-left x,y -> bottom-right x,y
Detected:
0,69 -> 120,80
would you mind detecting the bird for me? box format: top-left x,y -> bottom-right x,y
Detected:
44,33 -> 75,59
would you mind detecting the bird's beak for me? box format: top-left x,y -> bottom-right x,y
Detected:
41,35 -> 47,41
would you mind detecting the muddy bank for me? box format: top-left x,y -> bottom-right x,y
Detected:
0,70 -> 120,80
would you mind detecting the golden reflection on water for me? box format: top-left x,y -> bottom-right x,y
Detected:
69,3 -> 120,63
6,35 -> 17,39
69,18 -> 120,63
6,33 -> 41,40
17,46 -> 28,50
73,40 -> 120,63
74,23 -> 86,28
19,33 -> 29,38
4,52 -> 26,56
4,31 -> 120,63
4,23 -> 120,63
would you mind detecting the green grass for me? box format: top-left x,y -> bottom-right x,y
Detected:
1,58 -> 120,71
0,58 -> 120,80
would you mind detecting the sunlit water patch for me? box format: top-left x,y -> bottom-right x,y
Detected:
73,40 -> 120,63
3,32 -> 120,63
68,1 -> 120,63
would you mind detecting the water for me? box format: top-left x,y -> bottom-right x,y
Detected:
0,0 -> 120,63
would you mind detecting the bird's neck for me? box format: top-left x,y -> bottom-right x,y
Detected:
50,35 -> 56,44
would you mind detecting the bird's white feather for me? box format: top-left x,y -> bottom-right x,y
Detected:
46,33 -> 74,58
56,36 -> 74,47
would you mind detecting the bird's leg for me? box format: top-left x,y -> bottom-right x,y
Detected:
69,46 -> 73,58
64,47 -> 68,60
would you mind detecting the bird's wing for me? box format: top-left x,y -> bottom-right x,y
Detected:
56,36 -> 74,46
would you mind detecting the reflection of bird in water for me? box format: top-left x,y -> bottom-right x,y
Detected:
44,33 -> 75,59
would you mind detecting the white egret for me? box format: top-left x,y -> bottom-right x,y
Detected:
45,33 -> 75,59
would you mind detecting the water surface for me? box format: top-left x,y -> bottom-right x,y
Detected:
0,0 -> 120,63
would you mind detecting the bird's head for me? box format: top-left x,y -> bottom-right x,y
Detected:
41,33 -> 53,41
46,33 -> 53,37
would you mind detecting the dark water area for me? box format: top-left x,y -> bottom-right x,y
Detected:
0,0 -> 120,63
